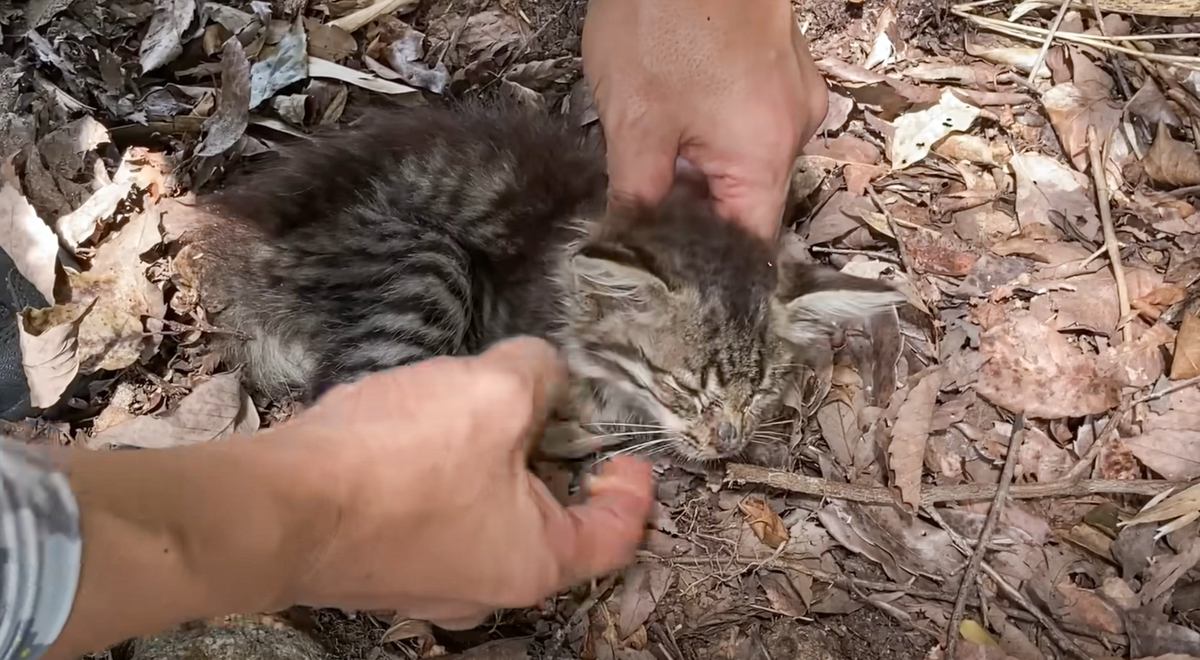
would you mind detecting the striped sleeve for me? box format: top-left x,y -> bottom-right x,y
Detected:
0,439 -> 81,660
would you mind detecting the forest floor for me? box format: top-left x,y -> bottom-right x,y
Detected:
3,0 -> 1200,658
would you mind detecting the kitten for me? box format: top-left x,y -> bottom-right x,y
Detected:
196,102 -> 903,460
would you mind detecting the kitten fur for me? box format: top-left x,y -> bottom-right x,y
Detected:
197,102 -> 903,460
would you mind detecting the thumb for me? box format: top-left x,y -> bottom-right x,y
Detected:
705,166 -> 790,243
603,119 -> 680,212
550,456 -> 655,586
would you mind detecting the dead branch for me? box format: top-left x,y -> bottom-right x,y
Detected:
1088,124 -> 1132,344
946,416 -> 1025,657
724,463 -> 1181,503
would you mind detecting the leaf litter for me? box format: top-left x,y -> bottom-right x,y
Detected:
4,0 -> 1200,658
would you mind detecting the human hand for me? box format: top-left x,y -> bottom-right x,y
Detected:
271,337 -> 655,628
582,0 -> 828,242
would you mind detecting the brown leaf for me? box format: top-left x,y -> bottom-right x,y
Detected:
738,497 -> 789,550
1128,79 -> 1182,128
1056,583 -> 1123,633
1145,123 -> 1200,188
1101,323 -> 1175,387
17,301 -> 92,408
616,563 -> 670,638
1126,430 -> 1200,481
889,368 -> 943,509
304,18 -> 357,62
759,571 -> 811,618
88,373 -> 259,449
1170,310 -> 1200,379
307,56 -> 417,95
901,230 -> 980,276
1017,425 -> 1071,482
975,312 -> 1119,418
1042,82 -> 1121,171
1010,152 -> 1099,241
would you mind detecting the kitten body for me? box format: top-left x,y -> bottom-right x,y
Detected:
198,102 -> 902,460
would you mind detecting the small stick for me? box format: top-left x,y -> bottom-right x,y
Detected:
724,463 -> 1181,503
945,415 -> 1026,658
926,506 -> 1092,659
1028,0 -> 1073,84
1087,125 -> 1132,344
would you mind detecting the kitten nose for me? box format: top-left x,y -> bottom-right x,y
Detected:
718,421 -> 739,445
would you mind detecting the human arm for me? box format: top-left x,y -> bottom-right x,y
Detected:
36,337 -> 653,659
582,0 -> 829,241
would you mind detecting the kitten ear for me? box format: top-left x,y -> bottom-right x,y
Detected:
570,242 -> 670,302
776,264 -> 906,344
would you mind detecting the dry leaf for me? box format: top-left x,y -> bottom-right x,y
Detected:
197,38 -> 251,157
1102,323 -> 1175,387
1010,152 -> 1099,241
1125,482 -> 1200,536
249,18 -> 308,108
933,133 -> 1001,165
889,368 -> 942,509
140,0 -> 196,73
738,497 -> 789,549
964,35 -> 1048,78
17,301 -> 92,409
0,180 -> 58,302
616,563 -> 670,638
976,312 -> 1119,418
455,10 -> 526,65
307,56 -> 418,95
1128,80 -> 1182,128
1126,430 -> 1200,481
760,571 -> 811,618
1171,311 -> 1200,379
814,91 -> 854,135
55,153 -> 145,251
329,0 -> 418,33
1145,123 -> 1200,188
890,90 -> 980,169
379,24 -> 448,93
89,373 -> 258,448
1056,583 -> 1124,633
304,19 -> 357,62
1042,82 -> 1121,171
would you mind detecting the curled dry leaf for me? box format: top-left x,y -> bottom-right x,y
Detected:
738,497 -> 789,550
889,368 -> 943,509
889,90 -> 980,170
196,38 -> 251,158
1124,482 -> 1200,538
17,301 -> 93,409
89,372 -> 259,449
140,0 -> 197,73
963,35 -> 1048,78
1145,123 -> 1200,188
616,563 -> 671,638
975,312 -> 1119,418
329,0 -> 419,33
0,180 -> 58,302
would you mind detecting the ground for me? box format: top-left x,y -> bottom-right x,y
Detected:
3,0 -> 1200,658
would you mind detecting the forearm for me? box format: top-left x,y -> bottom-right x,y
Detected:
47,436 -> 339,659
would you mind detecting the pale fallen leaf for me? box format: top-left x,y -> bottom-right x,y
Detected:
1126,430 -> 1200,481
933,133 -> 1001,165
1128,80 -> 1182,128
1100,323 -> 1175,387
329,0 -> 418,33
17,301 -> 92,409
964,35 -> 1049,78
976,312 -> 1119,418
454,9 -> 526,65
814,91 -> 854,135
249,18 -> 308,108
272,94 -> 307,125
55,157 -> 136,251
889,368 -> 943,509
379,24 -> 448,93
760,571 -> 811,618
738,497 -> 789,550
890,90 -> 980,170
307,56 -> 418,95
1016,425 -> 1071,483
1056,582 -> 1124,633
140,0 -> 197,73
819,500 -> 962,582
0,180 -> 58,302
959,620 -> 999,647
381,618 -> 434,650
1171,311 -> 1200,379
1145,123 -> 1200,188
1124,482 -> 1200,535
196,38 -> 251,157
303,19 -> 357,62
88,372 -> 258,449
1010,152 -> 1099,241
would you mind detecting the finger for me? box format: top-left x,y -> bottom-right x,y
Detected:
707,168 -> 790,243
472,337 -> 568,452
548,456 -> 655,586
429,613 -> 490,631
603,114 -> 680,212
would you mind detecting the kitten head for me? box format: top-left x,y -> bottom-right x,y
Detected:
560,185 -> 903,461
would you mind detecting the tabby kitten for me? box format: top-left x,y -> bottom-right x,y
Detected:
198,102 -> 903,460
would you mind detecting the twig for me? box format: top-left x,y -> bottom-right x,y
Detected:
1087,125 -> 1132,344
724,463 -> 1181,503
652,553 -> 1124,645
945,415 -> 1025,657
925,506 -> 1092,659
1028,0 -> 1073,84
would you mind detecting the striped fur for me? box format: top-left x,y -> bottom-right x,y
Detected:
197,102 -> 904,459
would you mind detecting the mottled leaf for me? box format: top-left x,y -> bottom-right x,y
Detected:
197,38 -> 251,157
889,368 -> 942,509
140,0 -> 197,73
0,180 -> 58,302
89,373 -> 259,448
1145,123 -> 1200,188
890,90 -> 980,169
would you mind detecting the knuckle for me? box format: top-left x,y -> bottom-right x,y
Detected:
476,367 -> 535,415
